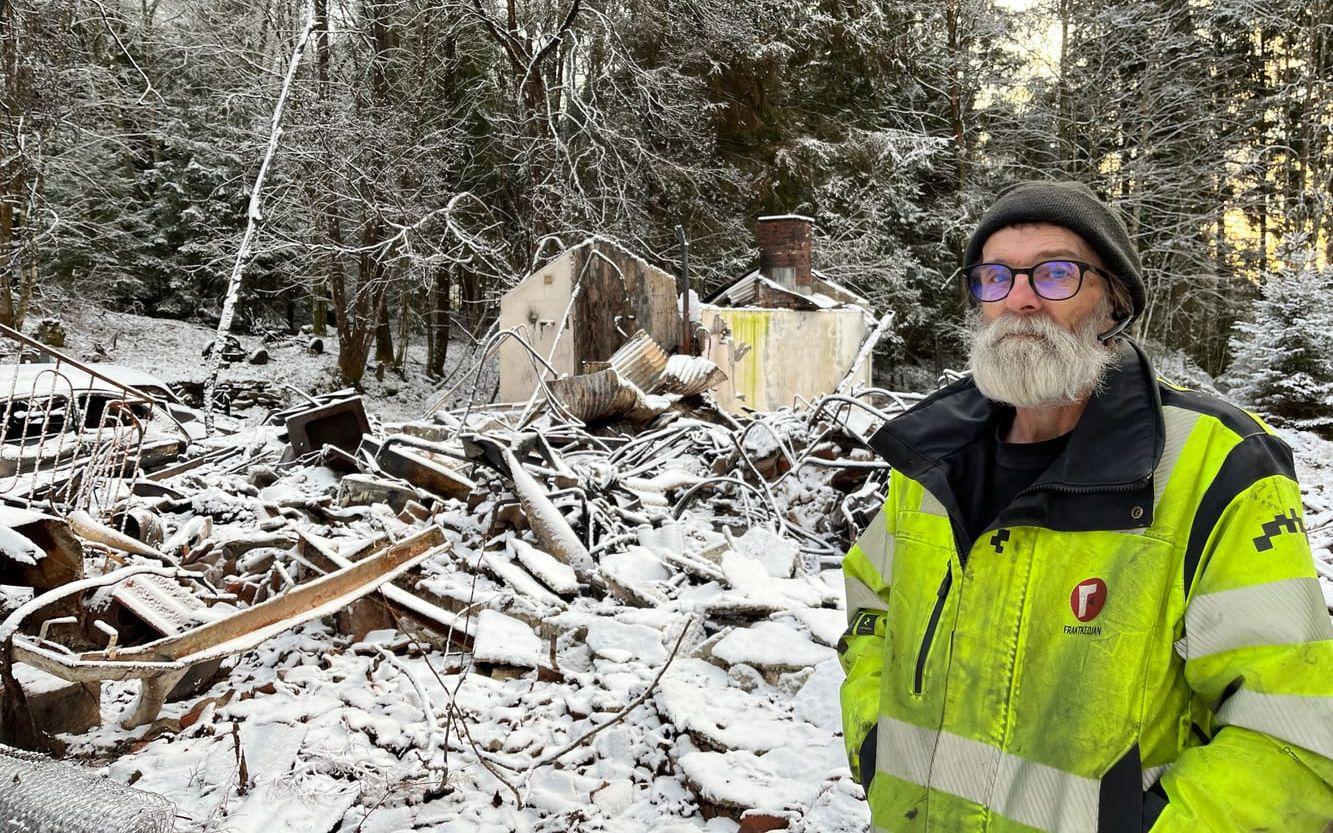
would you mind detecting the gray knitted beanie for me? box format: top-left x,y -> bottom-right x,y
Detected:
964,180 -> 1145,320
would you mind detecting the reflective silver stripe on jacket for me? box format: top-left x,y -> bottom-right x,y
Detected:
876,716 -> 1099,832
846,574 -> 888,619
1153,405 -> 1202,508
918,488 -> 948,519
857,505 -> 894,581
1215,689 -> 1333,759
1182,577 -> 1333,659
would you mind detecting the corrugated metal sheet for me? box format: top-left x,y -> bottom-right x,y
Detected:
658,355 -> 727,397
548,368 -> 668,424
607,330 -> 669,392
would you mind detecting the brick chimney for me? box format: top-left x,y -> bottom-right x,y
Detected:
756,214 -> 814,292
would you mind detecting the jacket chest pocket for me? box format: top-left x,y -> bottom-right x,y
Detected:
885,511 -> 958,705
1008,529 -> 1177,772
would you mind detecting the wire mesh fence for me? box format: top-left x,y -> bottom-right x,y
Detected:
0,744 -> 175,832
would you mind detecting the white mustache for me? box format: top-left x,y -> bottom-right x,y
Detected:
966,304 -> 1117,408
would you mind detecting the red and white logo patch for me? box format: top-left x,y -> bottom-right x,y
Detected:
1070,578 -> 1107,622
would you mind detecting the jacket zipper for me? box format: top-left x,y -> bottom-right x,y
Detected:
1017,480 -> 1145,498
913,566 -> 953,695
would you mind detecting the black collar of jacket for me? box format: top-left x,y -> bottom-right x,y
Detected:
868,340 -> 1165,537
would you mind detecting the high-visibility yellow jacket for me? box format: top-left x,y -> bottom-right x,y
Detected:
838,342 -> 1333,832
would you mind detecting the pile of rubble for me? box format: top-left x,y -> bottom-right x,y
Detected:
0,322 -> 918,832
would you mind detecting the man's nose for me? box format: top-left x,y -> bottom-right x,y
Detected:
1004,273 -> 1042,314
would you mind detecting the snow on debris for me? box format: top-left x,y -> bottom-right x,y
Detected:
13,347 -> 1326,833
473,609 -> 547,668
0,525 -> 45,566
21,384 -> 891,833
710,620 -> 830,673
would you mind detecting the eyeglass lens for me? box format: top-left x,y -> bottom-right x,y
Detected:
966,260 -> 1082,302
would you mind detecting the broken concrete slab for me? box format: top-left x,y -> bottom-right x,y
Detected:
472,609 -> 543,671
708,621 -> 827,677
0,662 -> 100,752
657,658 -> 825,754
0,506 -> 82,591
599,546 -> 670,607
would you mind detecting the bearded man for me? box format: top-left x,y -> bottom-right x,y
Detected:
837,181 -> 1333,832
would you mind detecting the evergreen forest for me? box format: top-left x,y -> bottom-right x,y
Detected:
2,0 -> 1331,408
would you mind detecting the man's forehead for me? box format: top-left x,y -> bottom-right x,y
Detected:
980,223 -> 1101,264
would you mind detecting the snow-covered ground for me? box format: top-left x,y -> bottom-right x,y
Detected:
1284,428 -> 1333,607
18,290 -> 490,422
3,302 -> 1330,833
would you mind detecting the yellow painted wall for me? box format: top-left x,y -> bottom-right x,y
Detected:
702,306 -> 871,412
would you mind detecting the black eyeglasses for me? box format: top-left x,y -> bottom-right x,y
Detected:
963,259 -> 1106,302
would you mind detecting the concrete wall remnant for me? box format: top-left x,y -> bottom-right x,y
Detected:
498,238 -> 680,404
701,307 -> 870,412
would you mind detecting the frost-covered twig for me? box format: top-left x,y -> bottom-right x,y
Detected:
202,2 -> 316,433
837,311 -> 895,395
374,645 -> 439,766
519,615 -> 694,788
86,0 -> 161,104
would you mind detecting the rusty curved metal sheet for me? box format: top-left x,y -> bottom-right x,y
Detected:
658,355 -> 727,396
548,368 -> 666,424
608,330 -> 669,392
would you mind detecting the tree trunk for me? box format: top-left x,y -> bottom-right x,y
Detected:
428,267 -> 451,377
374,290 -> 395,365
310,0 -> 331,337
393,283 -> 411,374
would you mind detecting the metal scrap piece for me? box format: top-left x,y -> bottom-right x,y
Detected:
294,531 -> 476,647
0,506 -> 82,590
608,329 -> 671,392
375,437 -> 475,501
285,396 -> 371,456
0,743 -> 176,833
547,368 -> 668,424
67,510 -> 176,565
110,574 -> 216,637
463,435 -> 596,581
658,355 -> 727,396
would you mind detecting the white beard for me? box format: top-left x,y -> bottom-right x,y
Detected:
966,300 -> 1119,408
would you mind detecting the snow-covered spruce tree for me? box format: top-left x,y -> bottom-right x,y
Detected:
1225,255 -> 1333,438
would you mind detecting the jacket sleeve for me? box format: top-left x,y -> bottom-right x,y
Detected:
838,496 -> 894,788
1150,432 -> 1333,831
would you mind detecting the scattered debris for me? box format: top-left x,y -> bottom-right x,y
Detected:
0,505 -> 82,590
283,394 -> 371,456
0,319 -> 923,831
